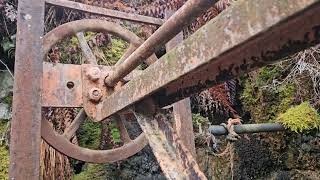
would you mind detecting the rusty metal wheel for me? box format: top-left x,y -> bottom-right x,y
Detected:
41,19 -> 150,163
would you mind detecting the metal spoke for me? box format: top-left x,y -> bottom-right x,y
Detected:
113,115 -> 132,144
76,31 -> 98,65
63,109 -> 87,140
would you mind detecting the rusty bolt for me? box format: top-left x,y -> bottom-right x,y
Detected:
89,88 -> 102,102
87,67 -> 101,81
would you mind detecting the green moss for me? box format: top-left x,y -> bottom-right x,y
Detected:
0,146 -> 9,180
241,66 -> 296,123
73,164 -> 105,180
77,119 -> 101,149
0,120 -> 9,180
103,38 -> 128,66
192,113 -> 209,131
277,102 -> 320,133
2,95 -> 12,106
109,122 -> 121,144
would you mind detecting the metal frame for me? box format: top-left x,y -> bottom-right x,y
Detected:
10,0 -> 320,178
99,0 -> 320,119
9,0 -> 45,179
46,0 -> 164,25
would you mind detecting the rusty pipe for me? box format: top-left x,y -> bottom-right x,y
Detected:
208,123 -> 286,136
104,0 -> 217,87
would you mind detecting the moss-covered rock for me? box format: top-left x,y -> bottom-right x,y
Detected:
277,102 -> 320,133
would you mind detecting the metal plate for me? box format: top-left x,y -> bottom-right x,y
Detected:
42,62 -> 83,107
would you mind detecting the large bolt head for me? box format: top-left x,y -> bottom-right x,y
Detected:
87,67 -> 101,81
88,88 -> 102,102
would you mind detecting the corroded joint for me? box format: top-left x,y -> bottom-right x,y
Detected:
89,88 -> 102,102
87,67 -> 101,81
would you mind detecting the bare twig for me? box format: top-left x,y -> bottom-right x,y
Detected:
0,58 -> 14,78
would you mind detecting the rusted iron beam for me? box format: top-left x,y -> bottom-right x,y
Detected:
165,9 -> 196,158
208,123 -> 285,136
9,0 -> 45,178
133,107 -> 207,179
104,0 -> 218,87
45,0 -> 164,25
99,0 -> 320,120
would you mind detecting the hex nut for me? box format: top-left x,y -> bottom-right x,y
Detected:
87,67 -> 101,81
88,88 -> 102,102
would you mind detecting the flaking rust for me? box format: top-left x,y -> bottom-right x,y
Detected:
100,0 -> 320,119
134,101 -> 207,180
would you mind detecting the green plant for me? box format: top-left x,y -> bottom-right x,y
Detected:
192,113 -> 209,133
277,102 -> 320,133
102,38 -> 128,66
0,120 -> 9,180
77,119 -> 101,149
73,164 -> 105,180
240,65 -> 296,123
107,122 -> 121,144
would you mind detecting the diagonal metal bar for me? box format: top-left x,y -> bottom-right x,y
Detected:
99,0 -> 320,120
45,0 -> 164,25
9,0 -> 45,178
133,108 -> 207,180
76,32 -> 98,65
63,109 -> 87,140
104,0 -> 218,87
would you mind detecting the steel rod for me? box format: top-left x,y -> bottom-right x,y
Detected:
104,0 -> 217,87
9,0 -> 45,178
45,0 -> 164,25
99,0 -> 320,120
208,123 -> 286,136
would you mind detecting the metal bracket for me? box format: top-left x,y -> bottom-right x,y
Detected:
42,62 -> 142,121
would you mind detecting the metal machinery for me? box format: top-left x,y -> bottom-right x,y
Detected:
9,0 -> 320,179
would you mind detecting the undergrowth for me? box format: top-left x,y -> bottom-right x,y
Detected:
241,66 -> 296,123
77,118 -> 101,149
73,164 -> 105,180
0,120 -> 9,180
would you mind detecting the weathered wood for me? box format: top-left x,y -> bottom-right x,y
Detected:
9,0 -> 45,178
99,0 -> 320,120
45,0 -> 164,25
165,9 -> 196,158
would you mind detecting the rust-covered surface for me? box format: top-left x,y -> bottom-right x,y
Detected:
45,0 -> 164,25
9,0 -> 45,178
165,8 -> 196,158
41,118 -> 148,163
104,0 -> 218,87
42,62 -> 83,107
100,0 -> 320,119
133,106 -> 207,180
